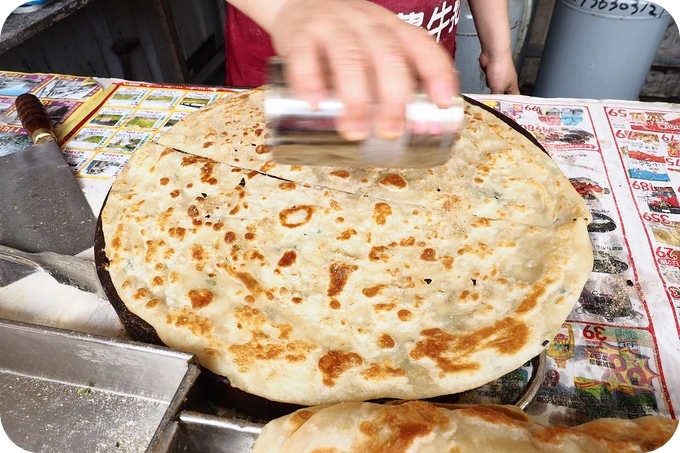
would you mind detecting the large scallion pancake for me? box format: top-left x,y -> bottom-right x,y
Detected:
252,401 -> 678,453
100,89 -> 593,405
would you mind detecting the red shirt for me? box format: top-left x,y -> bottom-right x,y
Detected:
225,1 -> 461,87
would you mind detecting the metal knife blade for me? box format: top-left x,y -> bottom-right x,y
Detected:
0,94 -> 96,256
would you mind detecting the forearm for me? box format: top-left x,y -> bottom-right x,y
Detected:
467,0 -> 518,94
467,0 -> 513,57
227,0 -> 293,32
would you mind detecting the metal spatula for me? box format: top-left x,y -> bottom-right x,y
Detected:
0,243 -> 104,297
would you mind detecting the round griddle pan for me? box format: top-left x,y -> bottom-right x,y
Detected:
94,96 -> 551,422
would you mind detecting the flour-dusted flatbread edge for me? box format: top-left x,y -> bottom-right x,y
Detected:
102,88 -> 594,405
252,401 -> 679,453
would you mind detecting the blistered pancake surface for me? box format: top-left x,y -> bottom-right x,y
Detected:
101,90 -> 593,405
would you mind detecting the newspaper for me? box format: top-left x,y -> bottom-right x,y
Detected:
475,94 -> 680,425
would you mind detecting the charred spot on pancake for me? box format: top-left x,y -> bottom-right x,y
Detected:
318,350 -> 363,386
472,217 -> 491,228
279,205 -> 315,228
259,161 -> 276,173
187,205 -> 199,218
361,362 -> 406,380
362,284 -> 386,298
327,263 -> 358,297
517,277 -> 555,314
398,310 -> 413,322
191,244 -> 205,261
278,181 -> 296,191
373,303 -> 396,312
188,288 -> 215,309
330,169 -> 350,178
420,248 -> 437,261
224,231 -> 237,243
442,256 -> 454,269
378,173 -> 408,189
373,202 -> 392,225
289,409 -> 318,431
203,348 -> 218,358
221,266 -> 263,297
409,329 -> 480,375
337,228 -> 357,240
145,298 -> 160,309
144,239 -> 166,263
167,307 -> 213,337
410,318 -> 529,374
277,250 -> 297,268
356,401 -> 447,450
377,334 -> 395,349
369,246 -> 389,261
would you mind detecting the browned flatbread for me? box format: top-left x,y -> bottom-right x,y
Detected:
101,89 -> 593,405
252,401 -> 678,453
156,90 -> 588,227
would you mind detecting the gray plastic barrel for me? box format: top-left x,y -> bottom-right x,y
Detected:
533,0 -> 672,100
455,0 -> 532,94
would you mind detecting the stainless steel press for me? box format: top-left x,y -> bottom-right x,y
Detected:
264,58 -> 464,168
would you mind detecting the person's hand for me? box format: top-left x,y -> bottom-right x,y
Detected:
479,50 -> 520,95
266,0 -> 459,140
